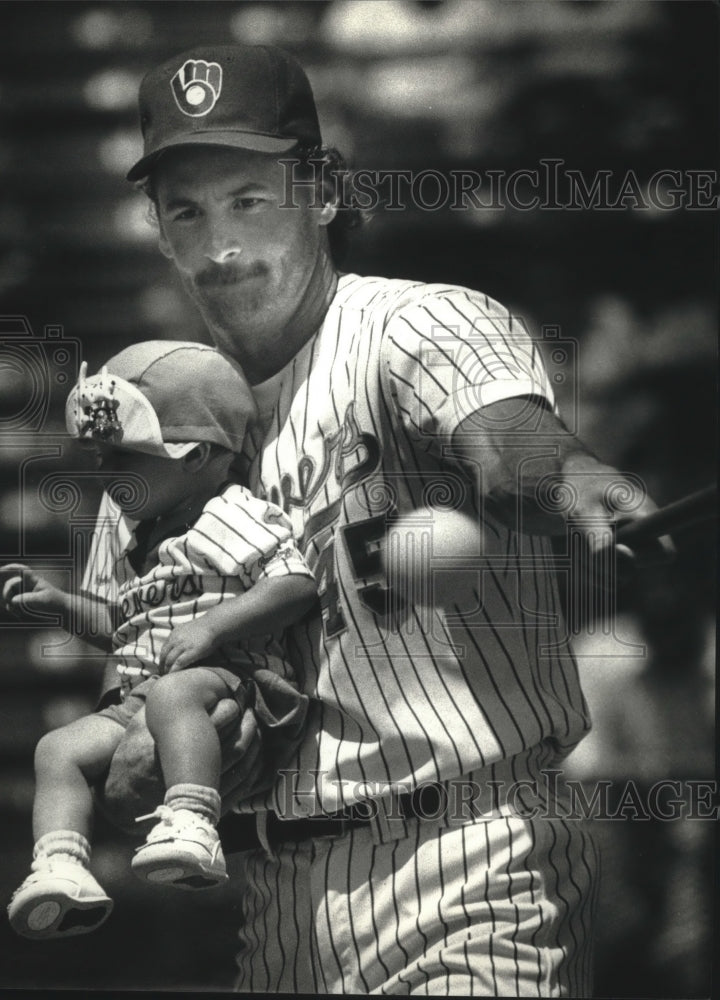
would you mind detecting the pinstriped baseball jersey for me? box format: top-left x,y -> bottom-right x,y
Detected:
81,483 -> 314,694
239,274 -> 591,817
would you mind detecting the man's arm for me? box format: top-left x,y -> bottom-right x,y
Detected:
449,396 -> 672,555
0,563 -> 115,651
159,573 -> 318,672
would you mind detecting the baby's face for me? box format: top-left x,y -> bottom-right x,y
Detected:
80,442 -> 188,521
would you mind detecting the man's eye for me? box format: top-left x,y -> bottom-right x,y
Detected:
171,207 -> 199,222
234,197 -> 264,210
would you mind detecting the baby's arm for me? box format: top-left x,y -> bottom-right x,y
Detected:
159,573 -> 317,672
0,563 -> 115,652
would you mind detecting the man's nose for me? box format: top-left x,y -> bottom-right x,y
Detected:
204,225 -> 242,264
205,245 -> 242,264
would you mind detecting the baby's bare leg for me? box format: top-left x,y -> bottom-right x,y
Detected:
144,669 -> 231,790
33,714 -> 126,841
132,671 -> 233,889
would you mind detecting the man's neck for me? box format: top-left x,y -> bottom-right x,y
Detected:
284,249 -> 338,371
211,249 -> 338,385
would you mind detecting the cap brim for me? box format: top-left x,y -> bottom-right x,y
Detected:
162,440 -> 200,458
127,131 -> 301,181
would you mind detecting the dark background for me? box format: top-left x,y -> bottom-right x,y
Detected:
0,1 -> 716,996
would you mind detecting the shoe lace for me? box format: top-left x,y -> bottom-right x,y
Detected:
135,804 -> 175,826
135,804 -> 214,837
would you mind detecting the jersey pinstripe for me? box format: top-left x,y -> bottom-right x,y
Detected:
81,483 -> 314,693
238,274 -> 591,817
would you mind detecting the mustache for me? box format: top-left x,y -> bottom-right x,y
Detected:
195,262 -> 268,288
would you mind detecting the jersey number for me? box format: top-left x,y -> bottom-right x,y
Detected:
316,514 -> 394,639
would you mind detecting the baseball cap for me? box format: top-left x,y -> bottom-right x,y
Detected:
65,341 -> 257,458
127,44 -> 322,182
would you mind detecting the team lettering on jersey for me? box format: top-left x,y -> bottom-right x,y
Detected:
265,401 -> 383,638
119,573 -> 204,620
268,401 -> 381,548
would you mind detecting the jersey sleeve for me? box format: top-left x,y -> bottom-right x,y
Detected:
381,286 -> 555,449
189,487 -> 316,587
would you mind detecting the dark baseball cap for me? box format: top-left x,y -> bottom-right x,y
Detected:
127,44 -> 322,182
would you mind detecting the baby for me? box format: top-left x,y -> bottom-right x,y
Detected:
4,341 -> 316,939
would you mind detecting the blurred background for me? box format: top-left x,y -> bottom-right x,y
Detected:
0,0 -> 716,995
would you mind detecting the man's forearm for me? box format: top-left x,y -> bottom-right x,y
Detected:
451,397 -> 622,535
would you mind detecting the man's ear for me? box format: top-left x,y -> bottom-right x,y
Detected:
318,200 -> 338,227
182,442 -> 212,471
314,171 -> 339,227
146,200 -> 174,259
158,226 -> 174,260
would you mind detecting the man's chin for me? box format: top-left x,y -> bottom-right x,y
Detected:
197,295 -> 272,341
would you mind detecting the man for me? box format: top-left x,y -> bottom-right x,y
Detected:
97,43 -> 664,994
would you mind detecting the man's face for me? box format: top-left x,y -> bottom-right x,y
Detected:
153,146 -> 330,361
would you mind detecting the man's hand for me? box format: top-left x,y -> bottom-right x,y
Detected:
0,564 -> 69,619
558,452 -> 675,571
96,696 -> 263,832
96,668 -> 309,832
159,618 -> 219,672
452,399 -> 674,569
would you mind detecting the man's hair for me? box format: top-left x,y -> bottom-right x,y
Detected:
140,144 -> 368,265
290,145 -> 368,264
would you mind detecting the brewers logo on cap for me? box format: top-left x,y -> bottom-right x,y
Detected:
171,59 -> 223,117
127,44 -> 323,181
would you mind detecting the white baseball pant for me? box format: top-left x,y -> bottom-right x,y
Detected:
234,813 -> 599,996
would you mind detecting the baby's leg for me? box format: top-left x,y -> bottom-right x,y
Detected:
8,714 -> 123,940
144,668 -> 232,790
133,669 -> 235,890
33,713 -> 126,840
